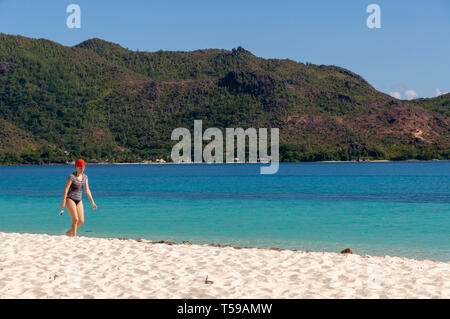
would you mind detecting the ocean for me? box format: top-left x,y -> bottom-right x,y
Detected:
0,162 -> 449,261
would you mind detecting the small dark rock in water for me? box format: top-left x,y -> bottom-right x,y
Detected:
181,241 -> 192,245
85,230 -> 92,232
340,248 -> 353,254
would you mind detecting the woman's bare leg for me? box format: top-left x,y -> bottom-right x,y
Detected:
66,199 -> 79,236
76,201 -> 84,231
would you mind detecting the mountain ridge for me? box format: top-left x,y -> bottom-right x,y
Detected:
0,33 -> 448,164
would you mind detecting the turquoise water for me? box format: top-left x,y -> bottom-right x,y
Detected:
0,162 -> 449,261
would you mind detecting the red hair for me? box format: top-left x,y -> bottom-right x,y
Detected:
75,159 -> 86,168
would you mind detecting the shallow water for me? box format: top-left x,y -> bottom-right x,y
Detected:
0,162 -> 449,261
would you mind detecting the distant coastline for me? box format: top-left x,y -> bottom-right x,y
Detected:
1,159 -> 448,166
1,34 -> 449,169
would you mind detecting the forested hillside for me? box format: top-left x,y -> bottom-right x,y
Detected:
0,34 -> 448,164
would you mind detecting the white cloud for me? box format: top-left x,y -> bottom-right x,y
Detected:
435,88 -> 449,97
390,86 -> 448,100
388,86 -> 419,100
389,91 -> 402,99
404,89 -> 418,100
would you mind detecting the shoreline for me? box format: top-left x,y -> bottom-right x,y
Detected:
1,159 -> 448,166
1,231 -> 449,298
0,230 -> 446,262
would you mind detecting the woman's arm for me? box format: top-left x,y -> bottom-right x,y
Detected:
60,177 -> 72,209
85,178 -> 97,209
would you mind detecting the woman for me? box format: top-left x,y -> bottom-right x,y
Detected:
60,159 -> 97,236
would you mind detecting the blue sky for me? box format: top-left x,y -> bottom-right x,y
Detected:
0,0 -> 449,99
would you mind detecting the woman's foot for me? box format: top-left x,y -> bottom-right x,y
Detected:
66,229 -> 74,237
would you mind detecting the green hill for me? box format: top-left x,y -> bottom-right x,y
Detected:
0,34 -> 448,164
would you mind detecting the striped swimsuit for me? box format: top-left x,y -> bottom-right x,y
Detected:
67,172 -> 87,205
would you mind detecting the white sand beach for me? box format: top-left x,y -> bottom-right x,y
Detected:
0,232 -> 448,299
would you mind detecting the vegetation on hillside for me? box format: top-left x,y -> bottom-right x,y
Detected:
0,34 -> 448,164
